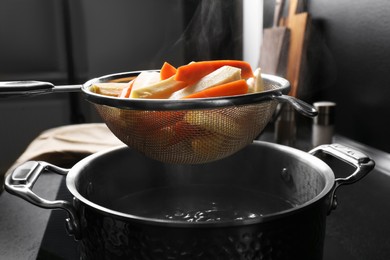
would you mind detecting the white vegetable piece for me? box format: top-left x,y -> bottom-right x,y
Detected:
253,68 -> 264,93
129,71 -> 160,98
130,76 -> 186,99
246,77 -> 255,93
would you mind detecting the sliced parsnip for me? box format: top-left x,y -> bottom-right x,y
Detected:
246,77 -> 255,93
183,110 -> 241,137
129,71 -> 160,98
169,65 -> 242,100
253,68 -> 264,93
130,76 -> 187,99
191,134 -> 227,159
246,68 -> 265,93
144,124 -> 178,146
90,83 -> 128,97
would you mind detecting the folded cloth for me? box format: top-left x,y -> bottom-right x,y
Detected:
9,123 -> 124,169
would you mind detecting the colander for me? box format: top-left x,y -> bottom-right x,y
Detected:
0,71 -> 317,164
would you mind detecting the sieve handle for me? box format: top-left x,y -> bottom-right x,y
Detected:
309,143 -> 375,214
272,94 -> 318,117
4,161 -> 81,239
0,81 -> 81,97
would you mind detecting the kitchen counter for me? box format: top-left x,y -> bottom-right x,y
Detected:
1,128 -> 390,260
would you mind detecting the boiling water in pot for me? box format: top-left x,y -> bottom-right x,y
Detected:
110,185 -> 296,222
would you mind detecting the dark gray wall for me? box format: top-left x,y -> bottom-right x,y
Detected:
308,0 -> 390,153
0,0 -> 72,173
265,0 -> 390,152
0,0 -> 187,173
67,0 -> 186,80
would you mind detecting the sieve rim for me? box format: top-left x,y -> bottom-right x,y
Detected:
81,70 -> 290,110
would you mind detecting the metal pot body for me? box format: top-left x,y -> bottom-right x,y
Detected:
78,199 -> 327,260
68,141 -> 334,260
5,141 -> 374,260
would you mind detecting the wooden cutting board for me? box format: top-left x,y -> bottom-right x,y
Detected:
259,0 -> 290,77
281,0 -> 310,97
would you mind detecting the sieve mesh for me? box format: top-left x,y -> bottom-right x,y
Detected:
82,73 -> 300,164
94,99 -> 278,164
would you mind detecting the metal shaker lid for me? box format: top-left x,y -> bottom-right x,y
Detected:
313,101 -> 336,125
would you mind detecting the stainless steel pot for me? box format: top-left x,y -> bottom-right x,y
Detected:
5,141 -> 374,260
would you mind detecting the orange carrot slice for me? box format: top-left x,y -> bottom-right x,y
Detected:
160,62 -> 177,80
119,79 -> 135,98
182,79 -> 248,99
174,60 -> 254,85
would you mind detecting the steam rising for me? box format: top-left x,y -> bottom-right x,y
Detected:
178,0 -> 241,61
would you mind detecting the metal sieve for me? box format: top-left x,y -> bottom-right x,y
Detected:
84,71 -> 317,164
0,71 -> 317,164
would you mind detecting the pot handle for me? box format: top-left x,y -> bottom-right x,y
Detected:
309,143 -> 375,214
4,161 -> 81,239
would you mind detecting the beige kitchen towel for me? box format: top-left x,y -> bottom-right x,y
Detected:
10,123 -> 124,169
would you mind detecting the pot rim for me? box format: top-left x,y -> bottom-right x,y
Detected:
66,141 -> 335,227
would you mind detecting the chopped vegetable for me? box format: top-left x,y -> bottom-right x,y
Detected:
190,134 -> 227,158
183,79 -> 248,99
131,71 -> 161,93
183,110 -> 241,137
130,76 -> 187,99
246,77 -> 255,93
143,125 -> 178,146
253,68 -> 264,93
90,83 -> 128,97
90,60 -> 265,100
169,66 -> 241,100
119,110 -> 186,132
108,76 -> 136,83
174,60 -> 254,85
119,79 -> 135,98
172,121 -> 209,142
246,68 -> 264,93
160,62 -> 177,80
